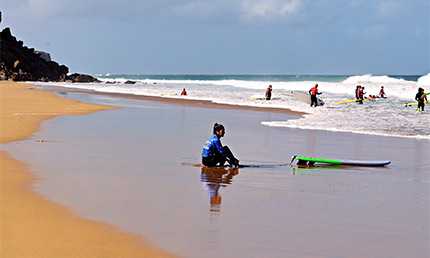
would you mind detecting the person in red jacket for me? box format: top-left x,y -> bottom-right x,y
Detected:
379,86 -> 386,98
181,88 -> 187,96
355,85 -> 361,100
309,84 -> 321,107
265,85 -> 272,100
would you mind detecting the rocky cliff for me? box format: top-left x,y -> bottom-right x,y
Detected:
0,27 -> 69,81
0,26 -> 99,83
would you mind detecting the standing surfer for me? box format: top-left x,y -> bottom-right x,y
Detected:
309,84 -> 322,107
202,123 -> 239,167
379,86 -> 386,98
415,87 -> 428,111
360,87 -> 366,101
355,85 -> 362,103
181,88 -> 187,96
265,85 -> 272,100
356,85 -> 365,104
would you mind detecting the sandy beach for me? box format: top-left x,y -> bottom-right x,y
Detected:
1,82 -> 429,258
0,82 -> 176,257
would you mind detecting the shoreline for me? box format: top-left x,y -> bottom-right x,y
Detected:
0,81 -> 176,257
34,83 -> 430,140
34,84 -> 307,116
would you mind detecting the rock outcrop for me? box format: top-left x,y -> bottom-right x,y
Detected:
0,27 -> 68,81
60,73 -> 101,83
0,26 -> 99,83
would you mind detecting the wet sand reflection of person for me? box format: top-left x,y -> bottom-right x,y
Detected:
200,166 -> 239,212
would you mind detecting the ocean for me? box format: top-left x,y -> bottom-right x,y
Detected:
37,73 -> 430,139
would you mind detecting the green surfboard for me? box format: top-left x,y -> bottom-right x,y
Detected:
291,156 -> 391,166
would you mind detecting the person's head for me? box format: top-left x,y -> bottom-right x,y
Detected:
315,83 -> 318,87
419,87 -> 424,92
213,123 -> 225,137
381,86 -> 384,88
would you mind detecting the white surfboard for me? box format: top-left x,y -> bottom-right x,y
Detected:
291,91 -> 324,106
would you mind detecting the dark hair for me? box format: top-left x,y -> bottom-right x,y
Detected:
213,123 -> 224,134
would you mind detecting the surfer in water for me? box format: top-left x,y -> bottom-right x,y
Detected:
356,85 -> 365,104
265,85 -> 272,100
181,88 -> 187,96
415,87 -> 427,111
202,123 -> 239,167
355,85 -> 361,102
379,86 -> 386,98
309,84 -> 322,107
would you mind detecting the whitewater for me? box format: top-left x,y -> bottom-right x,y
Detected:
36,73 -> 430,140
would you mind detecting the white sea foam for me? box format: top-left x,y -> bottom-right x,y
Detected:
417,73 -> 430,86
35,74 -> 430,140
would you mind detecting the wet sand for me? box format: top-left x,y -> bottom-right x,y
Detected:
0,82 -> 176,257
3,84 -> 429,258
37,85 -> 307,115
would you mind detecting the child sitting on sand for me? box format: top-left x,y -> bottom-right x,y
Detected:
202,123 -> 239,167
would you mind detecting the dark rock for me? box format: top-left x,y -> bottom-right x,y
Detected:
124,80 -> 136,84
64,73 -> 101,83
0,27 -> 68,81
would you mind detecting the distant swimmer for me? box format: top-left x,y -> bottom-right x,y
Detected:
415,87 -> 428,111
181,88 -> 187,96
265,85 -> 272,100
309,83 -> 322,107
379,86 -> 386,98
202,123 -> 239,167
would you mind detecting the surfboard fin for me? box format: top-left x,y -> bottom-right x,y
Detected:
290,155 -> 297,164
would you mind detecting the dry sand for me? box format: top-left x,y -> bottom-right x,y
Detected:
0,81 -> 176,257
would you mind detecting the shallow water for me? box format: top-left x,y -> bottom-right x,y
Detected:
34,73 -> 430,139
4,91 -> 429,257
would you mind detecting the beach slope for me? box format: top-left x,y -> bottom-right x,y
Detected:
0,82 -> 175,257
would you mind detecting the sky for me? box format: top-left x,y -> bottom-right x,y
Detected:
2,0 -> 429,75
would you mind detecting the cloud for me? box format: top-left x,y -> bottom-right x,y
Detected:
5,0 -> 413,30
377,0 -> 401,16
240,0 -> 302,22
9,0 -> 94,19
8,0 -> 180,21
6,0 -> 340,27
168,1 -> 241,24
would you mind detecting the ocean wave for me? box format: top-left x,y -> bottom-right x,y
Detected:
417,73 -> 430,86
342,74 -> 411,85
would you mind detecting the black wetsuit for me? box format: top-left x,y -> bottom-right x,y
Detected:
416,92 -> 425,111
265,89 -> 272,100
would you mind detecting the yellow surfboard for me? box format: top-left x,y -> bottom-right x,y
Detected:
404,101 -> 430,107
332,99 -> 360,104
333,99 -> 371,104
